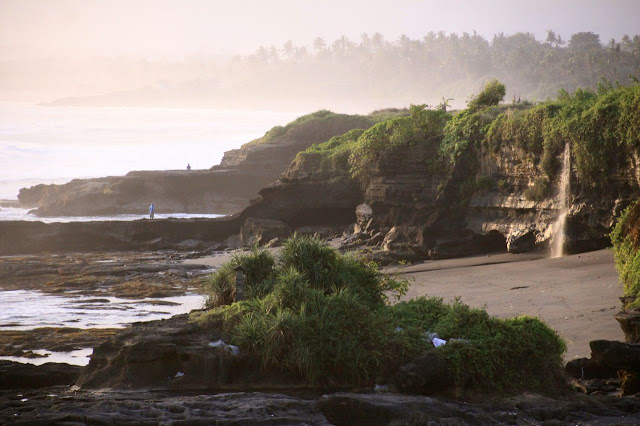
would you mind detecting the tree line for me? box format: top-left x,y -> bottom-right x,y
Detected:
224,31 -> 640,107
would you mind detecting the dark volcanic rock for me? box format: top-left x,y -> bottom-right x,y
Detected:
620,370 -> 640,396
565,357 -> 620,380
0,216 -> 241,255
317,392 -> 640,425
19,170 -> 263,217
76,314 -> 302,391
0,391 -> 331,425
429,231 -> 506,260
615,310 -> 640,344
382,226 -> 426,258
0,361 -> 82,390
240,217 -> 292,246
506,228 -> 538,253
390,352 -> 454,395
590,340 -> 640,370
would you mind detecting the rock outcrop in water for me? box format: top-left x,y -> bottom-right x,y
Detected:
17,111 -> 378,217
0,216 -> 242,255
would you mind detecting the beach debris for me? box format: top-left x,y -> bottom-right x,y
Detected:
432,337 -> 447,347
423,331 -> 447,347
394,327 -> 403,332
209,339 -> 240,356
374,384 -> 390,392
174,372 -> 184,378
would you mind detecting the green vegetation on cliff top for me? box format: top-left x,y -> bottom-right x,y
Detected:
246,108 -> 408,147
195,235 -> 566,394
291,80 -> 640,199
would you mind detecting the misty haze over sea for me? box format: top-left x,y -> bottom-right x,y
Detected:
0,103 -> 299,200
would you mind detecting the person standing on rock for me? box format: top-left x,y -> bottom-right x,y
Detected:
149,203 -> 155,219
187,163 -> 191,170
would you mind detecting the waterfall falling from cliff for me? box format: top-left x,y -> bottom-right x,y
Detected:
551,143 -> 571,258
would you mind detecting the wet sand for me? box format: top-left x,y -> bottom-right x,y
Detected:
394,249 -> 624,361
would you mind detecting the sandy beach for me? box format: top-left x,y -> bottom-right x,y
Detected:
188,248 -> 624,361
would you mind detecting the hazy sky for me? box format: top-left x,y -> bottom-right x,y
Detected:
1,0 -> 639,59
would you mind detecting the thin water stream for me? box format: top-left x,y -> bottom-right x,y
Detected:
551,143 -> 571,258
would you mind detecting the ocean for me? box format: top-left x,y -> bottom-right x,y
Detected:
0,102 -> 299,201
0,103 -> 299,344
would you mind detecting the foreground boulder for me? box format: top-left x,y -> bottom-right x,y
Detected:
76,314 -> 301,391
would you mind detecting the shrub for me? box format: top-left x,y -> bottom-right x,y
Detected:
524,178 -> 552,201
611,201 -> 640,301
204,234 -> 411,386
390,298 -> 567,394
206,247 -> 276,308
468,79 -> 506,110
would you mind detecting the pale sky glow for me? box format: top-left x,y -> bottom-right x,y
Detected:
1,0 -> 639,59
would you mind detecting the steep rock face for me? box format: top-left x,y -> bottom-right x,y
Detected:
356,140 -> 640,258
466,144 -> 640,254
18,114 -> 373,217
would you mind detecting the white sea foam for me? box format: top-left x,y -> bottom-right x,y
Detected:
0,206 -> 223,222
0,290 -> 204,330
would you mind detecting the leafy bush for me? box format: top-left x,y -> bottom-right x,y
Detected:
440,106 -> 502,163
611,201 -> 640,301
524,178 -> 552,201
390,297 -> 567,394
206,247 -> 276,308
468,79 -> 506,110
205,234 -> 411,385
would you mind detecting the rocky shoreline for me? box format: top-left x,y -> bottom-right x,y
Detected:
1,245 -> 640,424
2,387 -> 640,425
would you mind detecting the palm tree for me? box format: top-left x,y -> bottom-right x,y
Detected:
255,46 -> 268,64
360,33 -> 371,51
545,30 -> 557,47
282,40 -> 295,60
372,32 -> 385,51
439,97 -> 454,112
313,37 -> 326,52
268,45 -> 280,63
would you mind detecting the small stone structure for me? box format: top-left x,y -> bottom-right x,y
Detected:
234,265 -> 246,302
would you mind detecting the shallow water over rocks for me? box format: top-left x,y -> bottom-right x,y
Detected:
0,290 -> 204,330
